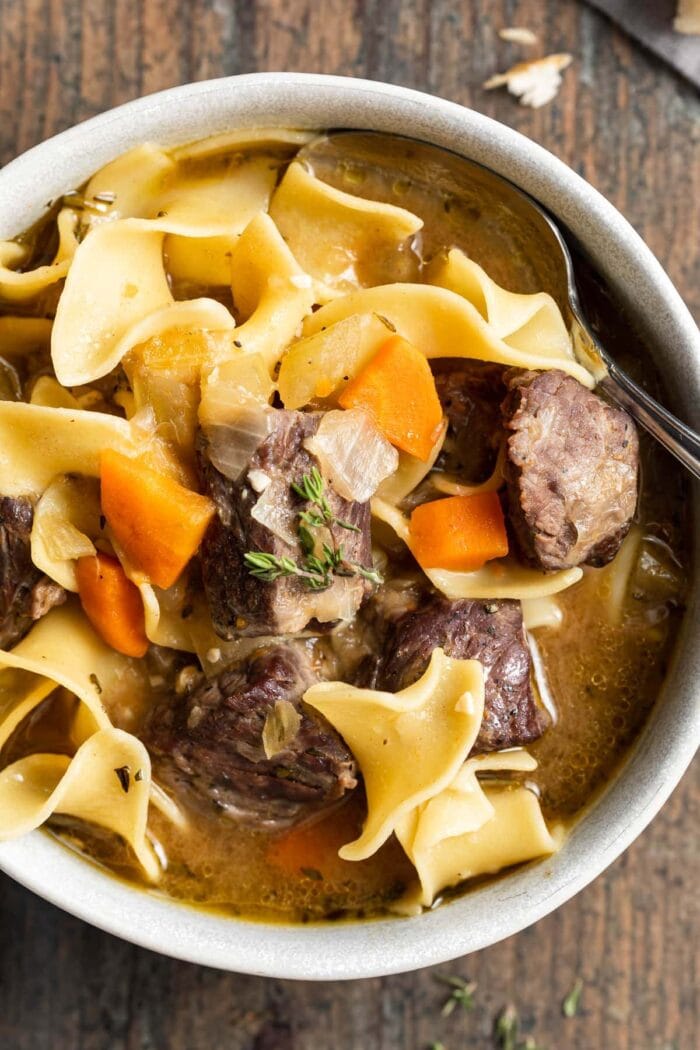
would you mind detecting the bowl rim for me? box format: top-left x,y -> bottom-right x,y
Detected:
0,72 -> 697,980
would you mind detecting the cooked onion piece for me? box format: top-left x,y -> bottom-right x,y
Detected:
269,160 -> 422,297
372,497 -> 582,599
277,313 -> 391,409
31,475 -> 102,591
304,648 -> 485,861
204,408 -> 275,482
304,409 -> 398,502
262,699 -> 302,760
199,352 -> 274,425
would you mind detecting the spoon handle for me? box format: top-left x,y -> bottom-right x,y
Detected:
597,364 -> 700,481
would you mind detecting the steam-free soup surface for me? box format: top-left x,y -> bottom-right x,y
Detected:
0,131 -> 689,922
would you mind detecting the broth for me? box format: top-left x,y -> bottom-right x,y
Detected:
0,132 -> 690,922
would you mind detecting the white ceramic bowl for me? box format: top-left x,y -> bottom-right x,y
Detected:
0,74 -> 697,979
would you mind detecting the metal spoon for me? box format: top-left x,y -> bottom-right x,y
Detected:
298,131 -> 700,480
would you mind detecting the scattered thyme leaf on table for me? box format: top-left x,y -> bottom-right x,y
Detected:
562,977 -> 584,1018
435,973 -> 477,1016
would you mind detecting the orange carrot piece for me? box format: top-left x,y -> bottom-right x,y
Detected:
338,334 -> 443,461
409,491 -> 509,572
267,807 -> 362,881
76,552 -> 148,658
100,449 -> 215,589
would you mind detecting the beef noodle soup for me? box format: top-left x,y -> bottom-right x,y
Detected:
0,129 -> 689,921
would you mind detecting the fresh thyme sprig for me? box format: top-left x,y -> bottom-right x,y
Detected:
244,469 -> 382,592
292,467 -> 361,534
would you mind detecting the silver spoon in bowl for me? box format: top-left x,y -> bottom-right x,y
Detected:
297,131 -> 700,480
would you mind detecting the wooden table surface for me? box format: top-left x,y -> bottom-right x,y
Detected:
0,1 -> 698,1048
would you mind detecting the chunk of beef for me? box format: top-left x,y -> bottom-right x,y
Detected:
0,496 -> 65,649
375,595 -> 547,753
144,644 -> 357,827
502,369 -> 639,570
198,409 -> 373,638
432,359 -> 506,483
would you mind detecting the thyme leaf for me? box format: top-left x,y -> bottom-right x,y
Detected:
494,1005 -> 545,1050
562,977 -> 583,1018
245,469 -> 382,592
495,1006 -> 519,1050
114,766 -> 130,794
435,974 -> 477,1016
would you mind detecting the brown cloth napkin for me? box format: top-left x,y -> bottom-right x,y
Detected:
585,0 -> 700,87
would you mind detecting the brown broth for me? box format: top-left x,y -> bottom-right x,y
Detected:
0,133 -> 691,922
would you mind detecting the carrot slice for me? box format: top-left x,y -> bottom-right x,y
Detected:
409,491 -> 509,572
267,806 -> 363,881
100,449 -> 215,589
338,334 -> 443,461
76,552 -> 148,658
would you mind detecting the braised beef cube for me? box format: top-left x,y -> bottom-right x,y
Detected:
144,644 -> 357,828
502,369 -> 639,571
0,496 -> 65,649
198,409 -> 373,638
432,359 -> 506,483
376,595 -> 547,753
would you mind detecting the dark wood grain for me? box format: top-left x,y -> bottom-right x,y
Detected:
0,2 -> 698,1048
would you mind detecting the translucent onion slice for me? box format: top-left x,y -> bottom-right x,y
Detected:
251,477 -> 298,547
203,406 -> 274,481
199,352 -> 273,426
305,408 -> 398,502
41,518 -> 96,564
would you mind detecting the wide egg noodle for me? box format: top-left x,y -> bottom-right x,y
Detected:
52,210 -> 237,386
371,497 -> 582,599
302,285 -> 594,387
0,209 -> 79,304
0,402 -> 135,496
429,445 -> 505,499
83,144 -> 176,225
171,128 -> 316,162
0,604 -> 182,876
0,730 -> 159,880
269,161 -> 423,299
0,317 -> 52,357
398,755 -> 558,911
51,219 -> 173,386
84,143 -> 279,286
161,157 -> 279,286
229,212 -> 315,371
426,249 -> 573,360
303,648 -> 485,862
29,377 -> 81,409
